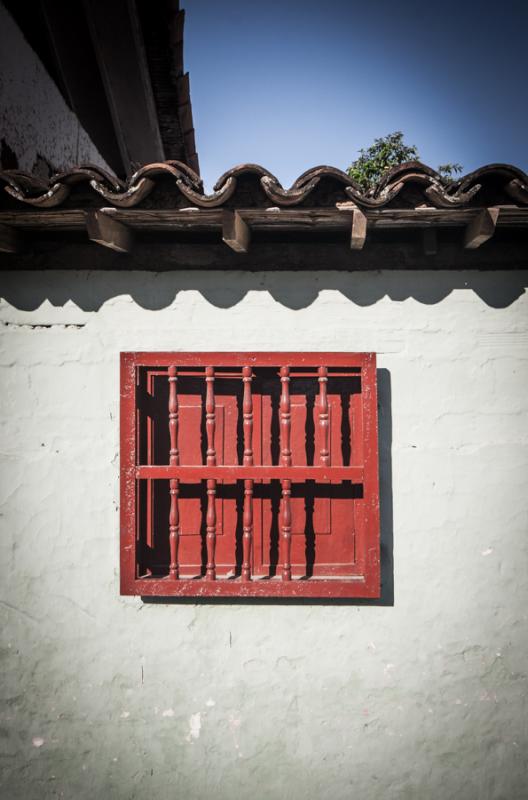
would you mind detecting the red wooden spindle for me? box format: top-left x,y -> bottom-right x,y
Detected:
281,479 -> 292,581
206,478 -> 217,580
242,366 -> 254,467
242,479 -> 254,581
205,366 -> 216,466
242,366 -> 254,580
168,366 -> 180,579
205,367 -> 217,579
279,366 -> 292,580
280,366 -> 292,467
169,366 -> 180,466
318,366 -> 330,466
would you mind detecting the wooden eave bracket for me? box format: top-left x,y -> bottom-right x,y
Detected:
222,210 -> 251,253
0,223 -> 20,253
464,207 -> 500,249
85,210 -> 133,253
336,202 -> 367,249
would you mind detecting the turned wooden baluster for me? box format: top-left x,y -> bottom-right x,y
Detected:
318,366 -> 330,466
280,479 -> 292,581
205,367 -> 217,580
242,479 -> 254,581
280,366 -> 292,580
280,366 -> 292,468
206,479 -> 217,581
168,366 -> 180,579
205,366 -> 216,466
242,366 -> 254,467
242,366 -> 254,581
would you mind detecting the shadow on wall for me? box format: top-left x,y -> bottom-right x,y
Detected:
0,270 -> 527,311
143,368 -> 393,607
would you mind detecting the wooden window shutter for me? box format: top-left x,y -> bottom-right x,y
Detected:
120,352 -> 380,598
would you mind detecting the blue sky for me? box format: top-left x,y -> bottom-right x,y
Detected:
184,0 -> 528,190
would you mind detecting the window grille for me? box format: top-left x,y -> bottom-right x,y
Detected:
120,353 -> 380,598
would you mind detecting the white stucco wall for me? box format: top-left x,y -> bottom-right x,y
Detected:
0,269 -> 527,800
0,2 -> 110,174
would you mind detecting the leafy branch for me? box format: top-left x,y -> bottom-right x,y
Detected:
347,131 -> 463,191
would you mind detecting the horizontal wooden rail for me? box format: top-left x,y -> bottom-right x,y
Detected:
135,465 -> 364,482
130,575 -> 372,599
143,368 -> 361,378
129,352 -> 374,368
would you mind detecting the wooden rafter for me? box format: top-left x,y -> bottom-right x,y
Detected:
222,210 -> 251,253
40,0 -> 124,175
0,206 -> 526,270
336,202 -> 367,250
83,0 -> 165,173
351,208 -> 367,250
85,210 -> 133,253
464,208 -> 500,249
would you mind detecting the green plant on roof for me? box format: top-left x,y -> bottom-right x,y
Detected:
347,131 -> 463,191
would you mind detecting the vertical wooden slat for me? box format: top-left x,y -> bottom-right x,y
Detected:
318,366 -> 330,465
361,353 -> 380,595
242,366 -> 254,580
120,353 -> 138,594
205,367 -> 217,579
168,366 -> 180,579
145,370 -> 154,574
280,366 -> 292,580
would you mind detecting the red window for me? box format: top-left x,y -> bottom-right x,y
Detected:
120,352 -> 380,598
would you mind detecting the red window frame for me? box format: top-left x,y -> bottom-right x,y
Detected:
120,352 -> 380,598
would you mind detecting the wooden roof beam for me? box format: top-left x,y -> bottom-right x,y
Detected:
40,0 -> 124,176
464,208 -> 500,249
85,211 -> 133,253
222,210 -> 251,253
83,0 -> 165,173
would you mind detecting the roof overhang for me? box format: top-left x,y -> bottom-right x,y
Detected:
3,0 -> 198,177
1,162 -> 527,270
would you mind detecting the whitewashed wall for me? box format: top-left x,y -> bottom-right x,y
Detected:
0,269 -> 527,800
